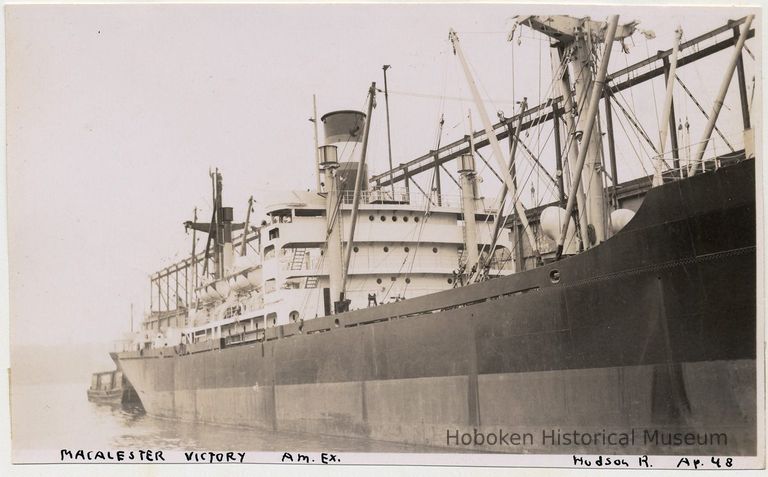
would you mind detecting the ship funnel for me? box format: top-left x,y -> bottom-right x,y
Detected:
320,110 -> 368,193
540,206 -> 578,255
610,209 -> 636,234
321,110 -> 366,144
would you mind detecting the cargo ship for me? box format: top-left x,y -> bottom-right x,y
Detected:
113,14 -> 758,454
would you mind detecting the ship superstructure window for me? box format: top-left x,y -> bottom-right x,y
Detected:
264,245 -> 275,259
295,209 -> 323,217
392,216 -> 397,221
403,216 -> 409,222
380,216 -> 386,222
369,215 -> 374,221
270,209 -> 292,224
414,217 -> 420,222
432,247 -> 438,253
353,246 -> 359,253
405,277 -> 411,284
376,278 -> 382,284
383,246 -> 389,252
404,246 -> 410,252
289,310 -> 299,322
267,313 -> 277,327
265,279 -> 276,294
269,228 -> 280,240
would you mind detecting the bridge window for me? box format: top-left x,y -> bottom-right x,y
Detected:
295,209 -> 323,217
269,228 -> 280,240
270,209 -> 292,224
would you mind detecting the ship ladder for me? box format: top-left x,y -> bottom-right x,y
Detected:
290,248 -> 307,271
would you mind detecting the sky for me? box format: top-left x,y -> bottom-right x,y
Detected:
5,3 -> 761,348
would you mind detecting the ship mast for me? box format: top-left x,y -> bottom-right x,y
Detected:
382,65 -> 396,199
184,171 -> 244,281
320,144 -> 342,312
552,45 -> 588,250
572,25 -> 609,245
311,94 -> 321,192
461,111 -> 479,275
557,16 -> 624,257
240,196 -> 254,257
484,99 -> 526,275
654,27 -> 683,186
190,207 -> 198,294
340,83 -> 377,309
689,14 -> 754,175
449,29 -> 541,263
516,15 -> 636,253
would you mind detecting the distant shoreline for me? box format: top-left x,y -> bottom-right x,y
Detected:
11,342 -> 116,386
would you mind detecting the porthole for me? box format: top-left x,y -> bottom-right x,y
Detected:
404,246 -> 410,253
376,278 -> 382,284
392,216 -> 397,221
403,216 -> 409,222
369,215 -> 374,221
383,246 -> 389,252
414,216 -> 420,223
432,247 -> 438,253
380,216 -> 386,222
549,269 -> 561,284
334,318 -> 340,328
353,246 -> 359,253
447,278 -> 453,284
405,278 -> 411,284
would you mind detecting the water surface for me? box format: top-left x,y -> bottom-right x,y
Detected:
12,381 -> 438,462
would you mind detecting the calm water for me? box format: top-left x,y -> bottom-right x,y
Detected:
12,381 -> 437,462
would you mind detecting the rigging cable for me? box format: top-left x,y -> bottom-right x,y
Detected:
673,74 -> 736,152
478,44 -> 578,276
643,36 -> 663,138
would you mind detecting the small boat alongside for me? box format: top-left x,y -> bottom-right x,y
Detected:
86,370 -> 139,404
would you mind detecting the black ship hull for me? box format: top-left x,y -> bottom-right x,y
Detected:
117,160 -> 756,454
